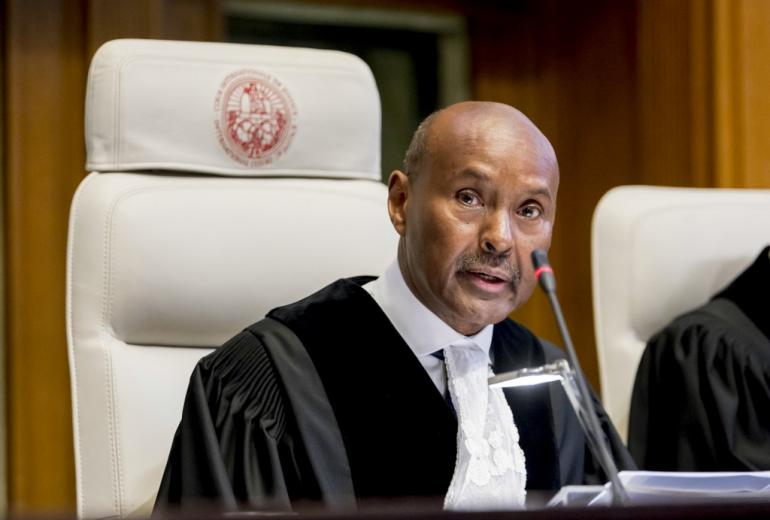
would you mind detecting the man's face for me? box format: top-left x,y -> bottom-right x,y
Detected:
388,106 -> 559,335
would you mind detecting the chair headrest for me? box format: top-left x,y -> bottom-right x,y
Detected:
85,39 -> 381,179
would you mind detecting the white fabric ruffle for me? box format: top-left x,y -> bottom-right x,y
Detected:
443,341 -> 527,510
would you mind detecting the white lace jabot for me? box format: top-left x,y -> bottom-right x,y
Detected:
443,342 -> 527,510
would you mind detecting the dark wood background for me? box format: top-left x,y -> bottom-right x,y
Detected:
3,0 -> 769,513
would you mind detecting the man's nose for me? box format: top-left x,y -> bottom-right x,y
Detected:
480,210 -> 514,255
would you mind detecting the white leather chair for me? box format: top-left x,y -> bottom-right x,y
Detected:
591,185 -> 770,441
66,39 -> 397,519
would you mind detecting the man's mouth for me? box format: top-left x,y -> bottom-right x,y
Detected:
457,254 -> 520,294
467,270 -> 509,284
462,268 -> 515,294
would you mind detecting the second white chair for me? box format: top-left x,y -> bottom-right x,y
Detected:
591,185 -> 770,441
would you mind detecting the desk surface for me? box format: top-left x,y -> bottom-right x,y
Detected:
145,500 -> 770,520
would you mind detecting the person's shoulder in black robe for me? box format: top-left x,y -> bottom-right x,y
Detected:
629,246 -> 770,471
156,276 -> 633,513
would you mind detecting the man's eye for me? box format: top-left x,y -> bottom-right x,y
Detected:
518,204 -> 542,219
456,190 -> 481,207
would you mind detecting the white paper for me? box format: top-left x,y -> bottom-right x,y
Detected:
588,471 -> 770,506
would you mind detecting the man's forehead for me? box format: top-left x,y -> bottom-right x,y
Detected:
429,104 -> 547,153
436,100 -> 524,121
427,105 -> 558,175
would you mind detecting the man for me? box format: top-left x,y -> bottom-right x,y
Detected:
156,101 -> 632,513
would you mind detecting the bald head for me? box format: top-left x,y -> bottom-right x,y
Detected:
403,101 -> 558,185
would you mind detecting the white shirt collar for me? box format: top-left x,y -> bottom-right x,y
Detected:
364,260 -> 494,360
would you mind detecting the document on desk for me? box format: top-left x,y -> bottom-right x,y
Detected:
589,471 -> 770,505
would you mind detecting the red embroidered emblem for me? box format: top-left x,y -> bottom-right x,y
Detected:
215,69 -> 296,167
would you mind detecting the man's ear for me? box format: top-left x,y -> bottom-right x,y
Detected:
387,170 -> 409,237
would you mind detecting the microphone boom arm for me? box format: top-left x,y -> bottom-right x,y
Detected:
531,250 -> 629,505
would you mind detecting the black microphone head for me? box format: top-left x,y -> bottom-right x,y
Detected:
531,249 -> 551,270
531,249 -> 556,292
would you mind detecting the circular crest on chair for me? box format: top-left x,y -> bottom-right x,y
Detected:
214,69 -> 297,167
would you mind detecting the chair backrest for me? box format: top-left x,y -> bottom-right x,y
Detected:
591,185 -> 770,441
67,39 -> 398,519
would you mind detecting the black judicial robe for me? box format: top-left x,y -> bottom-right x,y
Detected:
629,246 -> 770,471
156,277 -> 633,512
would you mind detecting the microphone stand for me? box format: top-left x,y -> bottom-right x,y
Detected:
531,250 -> 628,505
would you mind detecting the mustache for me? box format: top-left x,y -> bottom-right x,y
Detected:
457,253 -> 522,284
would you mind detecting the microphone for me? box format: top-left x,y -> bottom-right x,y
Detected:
531,250 -> 628,505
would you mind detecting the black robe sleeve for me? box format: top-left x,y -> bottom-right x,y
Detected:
154,329 -> 321,513
628,299 -> 770,471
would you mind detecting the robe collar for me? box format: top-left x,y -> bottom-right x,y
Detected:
715,245 -> 770,341
364,261 -> 493,361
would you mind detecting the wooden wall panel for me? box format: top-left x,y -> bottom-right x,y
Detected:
688,0 -> 716,189
0,2 -> 6,514
714,0 -> 770,188
5,1 -> 88,511
86,0 -> 222,57
738,0 -> 770,187
637,0 -> 705,187
470,0 -> 639,386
